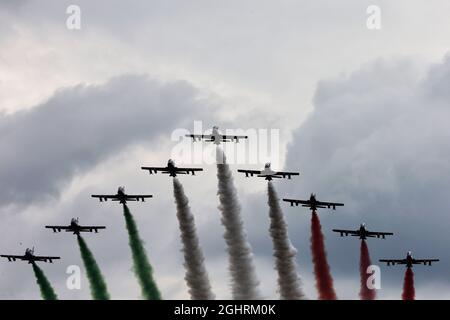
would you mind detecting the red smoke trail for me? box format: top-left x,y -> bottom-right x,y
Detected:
310,211 -> 337,300
359,240 -> 376,300
402,267 -> 415,300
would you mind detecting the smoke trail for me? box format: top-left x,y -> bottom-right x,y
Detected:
310,211 -> 337,300
216,147 -> 261,300
402,267 -> 415,300
267,181 -> 305,300
32,263 -> 58,300
77,235 -> 110,300
173,177 -> 215,300
359,240 -> 376,300
123,204 -> 161,300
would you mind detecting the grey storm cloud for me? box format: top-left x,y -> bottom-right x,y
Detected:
281,55 -> 450,293
0,74 -> 208,206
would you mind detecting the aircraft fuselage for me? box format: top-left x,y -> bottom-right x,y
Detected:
211,127 -> 221,144
117,189 -> 128,204
167,160 -> 178,177
359,225 -> 368,240
69,221 -> 81,235
405,253 -> 414,268
258,163 -> 278,181
24,249 -> 37,264
308,195 -> 321,211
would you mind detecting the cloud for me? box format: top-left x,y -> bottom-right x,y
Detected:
2,1 -> 450,300
0,74 -> 209,207
281,55 -> 450,297
5,1 -> 450,131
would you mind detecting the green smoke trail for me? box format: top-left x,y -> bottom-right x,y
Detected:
32,263 -> 58,300
77,235 -> 110,300
123,204 -> 161,300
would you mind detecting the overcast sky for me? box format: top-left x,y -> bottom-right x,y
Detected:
1,0 -> 450,300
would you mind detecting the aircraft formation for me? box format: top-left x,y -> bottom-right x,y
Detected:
0,126 -> 440,299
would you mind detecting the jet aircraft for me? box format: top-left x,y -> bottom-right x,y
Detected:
141,159 -> 203,177
46,218 -> 106,235
186,126 -> 248,144
91,187 -> 153,204
1,248 -> 60,264
380,251 -> 439,267
283,193 -> 344,211
333,223 -> 393,240
237,163 -> 299,181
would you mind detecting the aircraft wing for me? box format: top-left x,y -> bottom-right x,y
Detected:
274,171 -> 300,179
176,168 -> 203,175
34,256 -> 61,263
332,229 -> 360,236
1,255 -> 27,262
316,200 -> 344,209
124,195 -> 153,202
79,226 -> 106,233
237,169 -> 262,177
282,199 -> 310,207
379,259 -> 407,265
91,195 -> 119,202
413,259 -> 439,266
220,134 -> 248,142
45,225 -> 72,232
141,167 -> 170,174
366,231 -> 394,238
185,134 -> 212,141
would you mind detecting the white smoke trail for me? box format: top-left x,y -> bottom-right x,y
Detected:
267,181 -> 305,299
216,147 -> 261,300
173,177 -> 215,300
